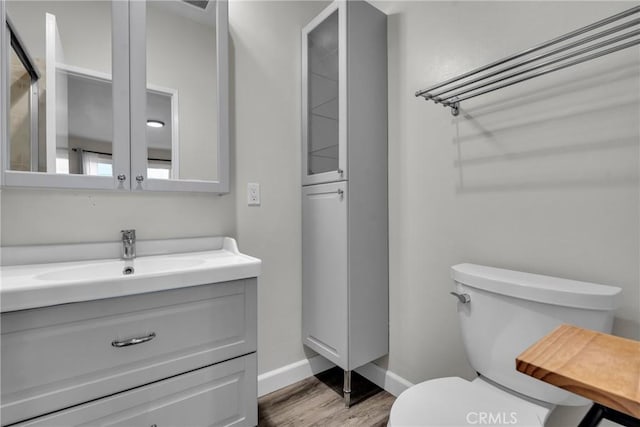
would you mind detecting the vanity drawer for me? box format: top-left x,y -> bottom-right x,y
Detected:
16,353 -> 257,427
1,279 -> 257,426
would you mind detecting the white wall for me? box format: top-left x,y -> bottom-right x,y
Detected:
230,0 -> 330,374
0,188 -> 235,245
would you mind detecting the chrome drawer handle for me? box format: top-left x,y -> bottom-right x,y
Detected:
111,332 -> 156,348
450,292 -> 471,304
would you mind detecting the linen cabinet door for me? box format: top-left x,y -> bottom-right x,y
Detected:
302,181 -> 348,368
301,1 -> 346,186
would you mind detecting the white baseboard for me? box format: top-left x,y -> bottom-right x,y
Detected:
355,362 -> 414,397
257,355 -> 335,397
257,355 -> 413,399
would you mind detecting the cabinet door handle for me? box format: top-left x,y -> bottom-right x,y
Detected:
112,332 -> 156,348
312,189 -> 344,196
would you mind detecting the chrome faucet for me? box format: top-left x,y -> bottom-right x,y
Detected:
121,229 -> 136,260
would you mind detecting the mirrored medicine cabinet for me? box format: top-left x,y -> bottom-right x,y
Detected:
0,0 -> 229,192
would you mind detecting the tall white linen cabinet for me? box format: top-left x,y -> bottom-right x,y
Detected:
301,0 -> 388,406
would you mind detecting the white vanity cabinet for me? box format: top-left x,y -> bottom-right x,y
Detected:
1,252 -> 258,427
301,0 -> 388,405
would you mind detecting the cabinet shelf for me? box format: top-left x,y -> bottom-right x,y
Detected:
310,112 -> 338,121
309,46 -> 339,63
310,144 -> 338,155
311,95 -> 338,111
311,71 -> 338,83
309,154 -> 338,162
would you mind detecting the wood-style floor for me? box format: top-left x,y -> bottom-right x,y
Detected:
258,367 -> 396,426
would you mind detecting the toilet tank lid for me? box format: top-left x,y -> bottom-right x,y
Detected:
451,264 -> 622,311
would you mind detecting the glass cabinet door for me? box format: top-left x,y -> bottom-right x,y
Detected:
302,1 -> 346,186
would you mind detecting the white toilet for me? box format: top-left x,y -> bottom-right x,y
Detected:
388,263 -> 622,427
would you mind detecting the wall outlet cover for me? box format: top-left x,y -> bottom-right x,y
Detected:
248,183 -> 260,206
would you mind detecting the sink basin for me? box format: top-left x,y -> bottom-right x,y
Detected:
1,237 -> 262,312
36,257 -> 206,281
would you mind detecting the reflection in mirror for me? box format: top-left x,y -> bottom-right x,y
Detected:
146,90 -> 174,179
6,0 -> 113,177
52,69 -> 175,177
146,0 -> 217,181
8,19 -> 40,172
64,70 -> 112,176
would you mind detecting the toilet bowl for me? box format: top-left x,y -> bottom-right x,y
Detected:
388,264 -> 622,427
389,377 -> 553,426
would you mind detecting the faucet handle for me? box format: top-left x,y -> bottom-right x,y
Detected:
121,229 -> 136,240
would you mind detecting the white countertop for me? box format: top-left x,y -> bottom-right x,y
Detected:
0,237 -> 261,312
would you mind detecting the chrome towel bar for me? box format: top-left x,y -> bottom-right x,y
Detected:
416,5 -> 640,116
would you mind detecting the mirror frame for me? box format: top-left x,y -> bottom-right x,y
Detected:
0,0 -> 229,193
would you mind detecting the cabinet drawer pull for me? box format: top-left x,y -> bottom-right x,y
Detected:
111,332 -> 156,348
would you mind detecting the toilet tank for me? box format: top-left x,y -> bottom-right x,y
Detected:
451,263 -> 622,406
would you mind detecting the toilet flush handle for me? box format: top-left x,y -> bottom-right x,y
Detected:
450,292 -> 471,304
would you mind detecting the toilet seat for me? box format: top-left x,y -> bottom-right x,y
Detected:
388,377 -> 552,427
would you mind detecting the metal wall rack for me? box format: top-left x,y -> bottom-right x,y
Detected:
415,5 -> 640,116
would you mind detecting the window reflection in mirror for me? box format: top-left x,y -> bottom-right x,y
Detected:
146,0 -> 217,181
6,0 -> 113,177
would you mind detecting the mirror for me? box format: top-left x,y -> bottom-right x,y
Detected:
145,0 -> 218,181
3,0 -> 228,190
6,0 -> 114,177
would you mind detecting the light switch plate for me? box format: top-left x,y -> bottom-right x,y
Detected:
247,182 -> 260,206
